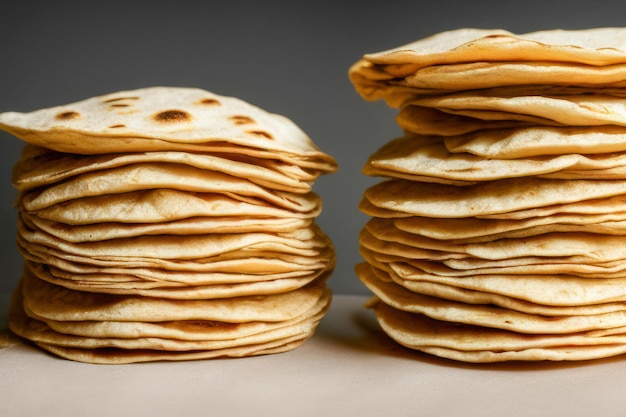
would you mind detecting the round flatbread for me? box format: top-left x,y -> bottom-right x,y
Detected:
359,265 -> 626,334
21,269 -> 329,323
363,178 -> 626,218
0,86 -> 337,174
364,134 -> 626,184
350,28 -> 626,106
445,125 -> 626,158
21,211 -> 312,242
372,300 -> 626,363
13,144 -> 317,194
27,189 -> 322,225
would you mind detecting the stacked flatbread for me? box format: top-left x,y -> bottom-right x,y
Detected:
350,28 -> 626,362
1,86 -> 337,363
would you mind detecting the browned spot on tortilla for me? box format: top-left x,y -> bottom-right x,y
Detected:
198,98 -> 221,106
108,124 -> 126,129
229,115 -> 255,125
153,110 -> 191,122
55,111 -> 81,120
246,130 -> 273,140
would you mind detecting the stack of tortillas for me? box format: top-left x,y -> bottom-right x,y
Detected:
0,86 -> 337,363
349,28 -> 626,362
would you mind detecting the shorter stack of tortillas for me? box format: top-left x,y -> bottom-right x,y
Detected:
0,86 -> 337,363
349,28 -> 626,362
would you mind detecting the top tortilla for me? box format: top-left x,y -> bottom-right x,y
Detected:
0,86 -> 337,173
349,28 -> 626,105
363,28 -> 626,66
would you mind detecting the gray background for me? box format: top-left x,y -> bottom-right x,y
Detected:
1,0 -> 625,305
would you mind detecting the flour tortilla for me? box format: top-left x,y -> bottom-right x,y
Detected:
360,251 -> 626,301
27,189 -> 322,225
28,260 -> 333,299
396,105 -> 531,136
478,194 -> 626,220
393,212 -> 626,242
358,195 -> 413,219
0,86 -> 338,174
396,61 -> 626,91
18,218 -> 329,262
20,162 -> 316,212
349,28 -> 626,106
36,260 -> 328,286
359,266 -> 626,334
364,217 -> 626,263
419,344 -> 626,362
18,315 -> 321,353
445,125 -> 626,158
363,178 -> 626,218
13,144 -> 317,194
19,236 -> 334,274
11,299 -> 324,352
21,270 -> 329,323
396,97 -> 626,137
379,262 -> 626,307
10,284 -> 329,351
7,281 -> 319,364
408,93 -> 626,128
387,276 -> 626,317
21,211 -> 312,242
22,241 -> 333,276
365,28 -> 626,66
397,256 -> 626,279
23,287 -> 330,341
359,246 -> 626,280
36,337 -> 309,364
20,290 -> 330,349
371,300 -> 626,362
360,228 -> 461,262
364,134 -> 626,184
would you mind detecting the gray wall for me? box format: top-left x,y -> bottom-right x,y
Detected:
1,0 -> 625,302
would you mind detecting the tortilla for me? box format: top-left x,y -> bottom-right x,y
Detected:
396,105 -> 530,136
20,162 -> 316,212
359,265 -> 626,334
21,269 -> 329,323
28,260 -> 333,299
396,61 -> 626,91
377,262 -> 626,308
28,189 -> 322,225
0,86 -> 338,174
18,217 -> 329,261
445,125 -> 626,158
372,300 -> 626,362
364,217 -> 626,263
364,134 -> 626,184
21,211 -> 312,242
350,28 -> 626,106
36,337 -> 309,364
13,144 -> 317,194
363,178 -> 626,218
393,212 -> 626,242
402,256 -> 626,279
19,236 -> 334,274
407,93 -> 626,128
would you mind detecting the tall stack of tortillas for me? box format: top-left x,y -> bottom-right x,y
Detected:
0,86 -> 337,363
349,28 -> 626,362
